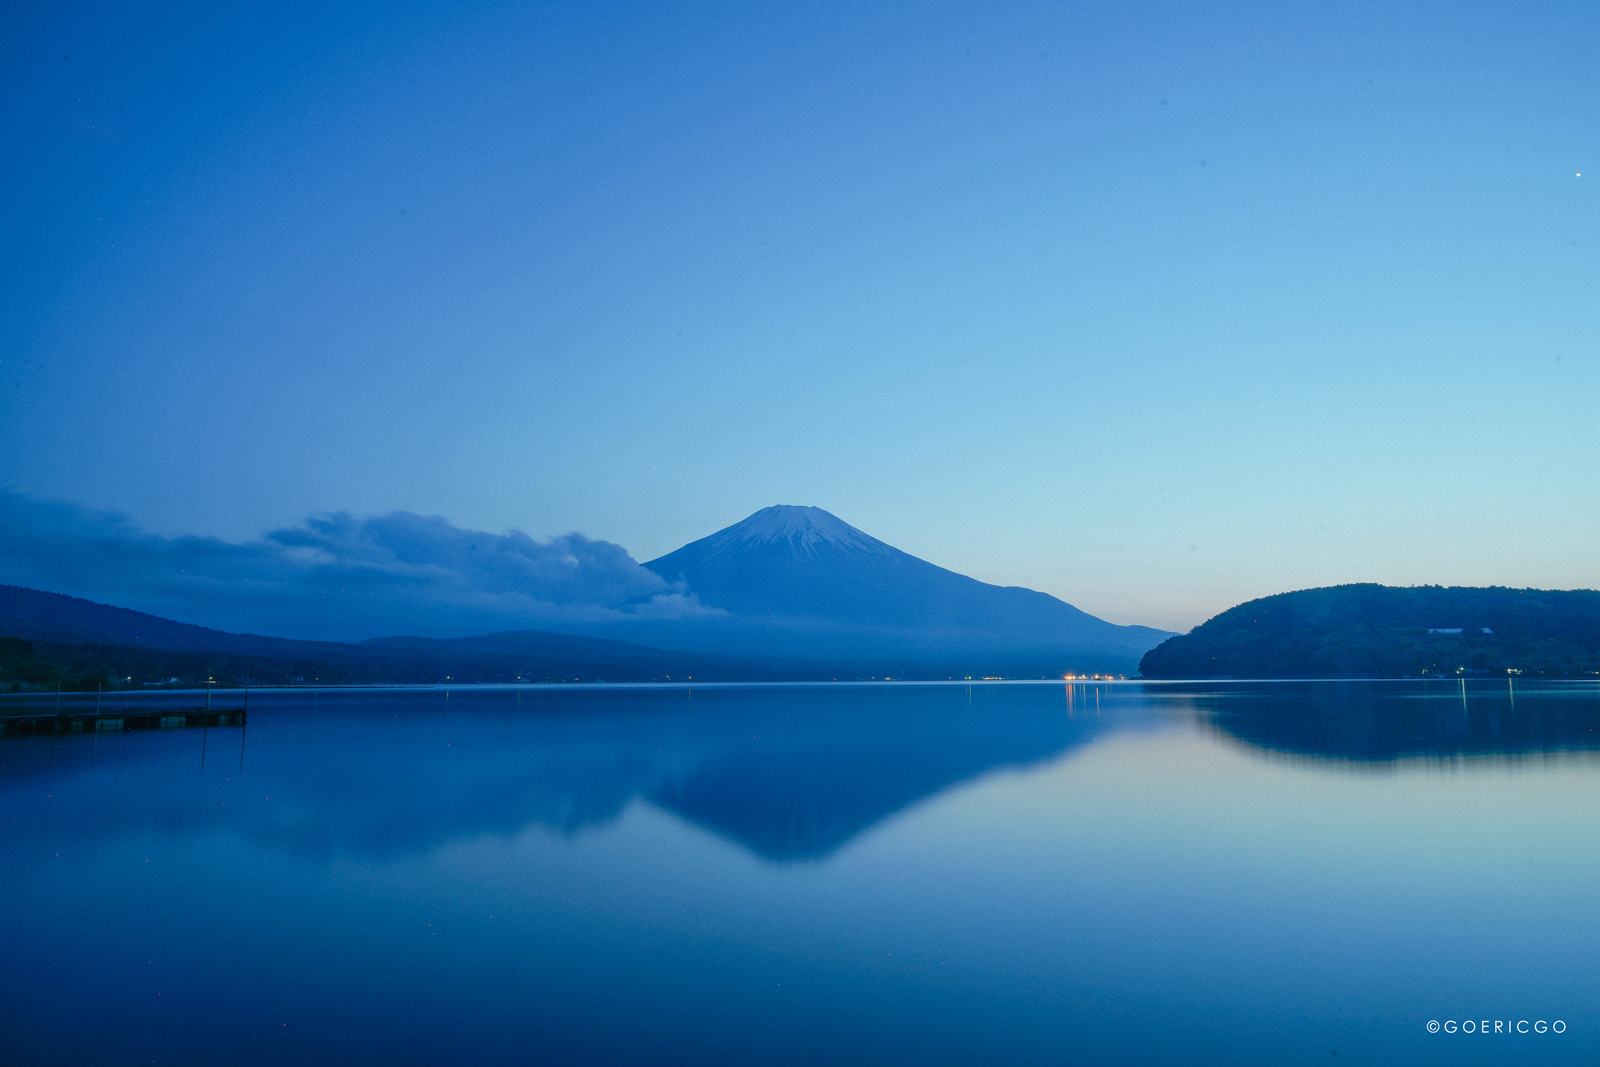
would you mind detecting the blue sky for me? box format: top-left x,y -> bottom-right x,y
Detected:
3,0 -> 1596,632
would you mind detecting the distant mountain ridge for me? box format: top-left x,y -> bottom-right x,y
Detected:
0,583 -> 1126,689
0,584 -> 772,687
640,505 -> 1169,658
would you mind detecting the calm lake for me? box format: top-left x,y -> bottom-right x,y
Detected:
2,680 -> 1596,1065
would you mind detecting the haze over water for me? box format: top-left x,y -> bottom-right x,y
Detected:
2,681 -> 1596,1065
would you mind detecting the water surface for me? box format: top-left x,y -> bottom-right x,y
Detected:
2,680 -> 1596,1065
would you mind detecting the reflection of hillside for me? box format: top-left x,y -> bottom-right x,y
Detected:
1177,680 -> 1600,763
0,684 -> 1109,864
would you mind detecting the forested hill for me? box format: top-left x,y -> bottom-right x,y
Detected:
1138,585 -> 1600,679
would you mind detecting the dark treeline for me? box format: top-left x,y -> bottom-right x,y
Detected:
0,635 -> 413,691
1140,585 -> 1600,679
0,635 -> 1124,692
0,634 -> 789,690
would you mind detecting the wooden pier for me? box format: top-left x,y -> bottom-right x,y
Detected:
1,707 -> 246,739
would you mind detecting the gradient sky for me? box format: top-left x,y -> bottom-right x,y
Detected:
4,0 -> 1596,632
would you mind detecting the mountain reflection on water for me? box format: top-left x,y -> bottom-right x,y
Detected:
7,680 -> 1595,871
0,683 -> 1134,864
1177,678 -> 1600,764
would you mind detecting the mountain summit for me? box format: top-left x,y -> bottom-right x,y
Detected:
642,506 -> 1169,661
692,505 -> 892,559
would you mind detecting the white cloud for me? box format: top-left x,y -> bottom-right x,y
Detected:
0,490 -> 714,640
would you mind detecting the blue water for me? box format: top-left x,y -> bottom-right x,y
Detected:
1,680 -> 1596,1065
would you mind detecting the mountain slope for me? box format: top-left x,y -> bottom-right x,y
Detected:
1138,584 -> 1600,678
642,506 -> 1169,657
0,583 -> 349,657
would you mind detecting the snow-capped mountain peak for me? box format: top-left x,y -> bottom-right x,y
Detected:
701,505 -> 892,558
